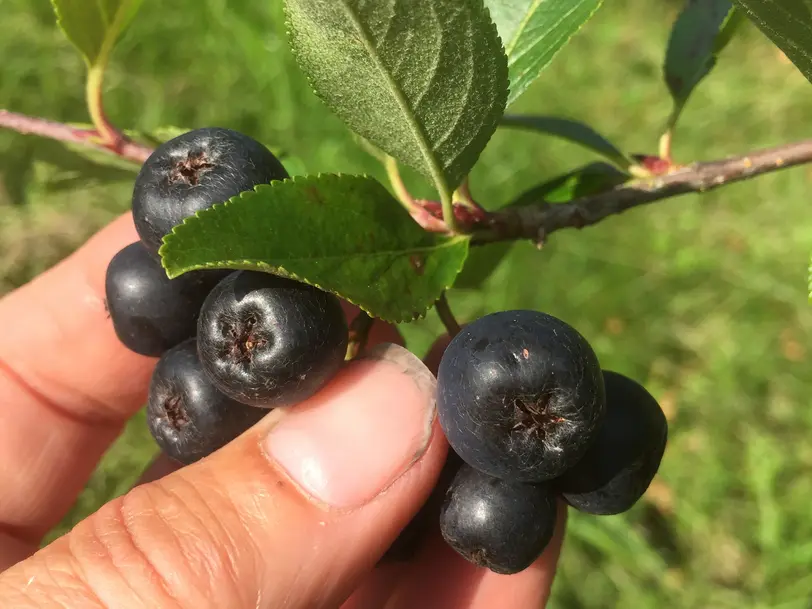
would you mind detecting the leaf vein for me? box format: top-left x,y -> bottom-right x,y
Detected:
336,0 -> 451,194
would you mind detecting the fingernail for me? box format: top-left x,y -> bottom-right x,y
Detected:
263,343 -> 437,508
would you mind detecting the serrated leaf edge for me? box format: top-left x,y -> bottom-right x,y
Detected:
158,172 -> 471,323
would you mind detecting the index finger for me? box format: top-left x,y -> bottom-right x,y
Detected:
0,214 -> 156,564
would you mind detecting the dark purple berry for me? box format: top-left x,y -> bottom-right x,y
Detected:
105,241 -> 227,356
132,127 -> 289,254
556,370 -> 668,515
439,464 -> 558,575
437,310 -> 605,482
197,270 -> 348,408
147,339 -> 268,464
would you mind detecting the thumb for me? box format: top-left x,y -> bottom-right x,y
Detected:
0,343 -> 445,609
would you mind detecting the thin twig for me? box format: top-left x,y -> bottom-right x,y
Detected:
3,109 -> 811,250
475,139 -> 812,245
0,109 -> 153,164
434,292 -> 461,338
346,311 -> 375,360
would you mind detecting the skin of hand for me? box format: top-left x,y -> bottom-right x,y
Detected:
0,213 -> 565,609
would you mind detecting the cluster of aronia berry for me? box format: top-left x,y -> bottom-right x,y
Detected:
427,311 -> 668,574
105,128 -> 667,576
105,127 -> 349,463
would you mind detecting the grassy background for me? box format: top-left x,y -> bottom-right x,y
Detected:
2,0 -> 812,606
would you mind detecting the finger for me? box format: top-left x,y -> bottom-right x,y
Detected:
0,344 -> 447,609
133,314 -> 405,487
0,214 -> 156,561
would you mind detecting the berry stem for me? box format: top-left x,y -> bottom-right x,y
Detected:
346,311 -> 375,360
435,292 -> 461,338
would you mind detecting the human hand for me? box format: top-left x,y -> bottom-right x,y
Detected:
0,214 -> 565,608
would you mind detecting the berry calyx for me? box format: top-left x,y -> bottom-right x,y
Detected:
436,310 -> 605,482
197,270 -> 348,408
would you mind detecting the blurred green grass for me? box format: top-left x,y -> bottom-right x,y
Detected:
2,0 -> 812,606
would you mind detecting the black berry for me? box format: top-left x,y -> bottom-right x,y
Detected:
556,370 -> 668,515
436,310 -> 605,482
132,127 -> 289,254
197,270 -> 348,408
439,464 -> 558,575
147,339 -> 268,465
105,241 -> 227,356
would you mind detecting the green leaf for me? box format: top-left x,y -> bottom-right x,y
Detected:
485,0 -> 603,107
509,162 -> 629,207
499,114 -> 632,169
160,174 -> 470,323
664,0 -> 739,120
36,139 -> 138,190
734,0 -> 812,84
283,0 -> 508,193
51,0 -> 144,67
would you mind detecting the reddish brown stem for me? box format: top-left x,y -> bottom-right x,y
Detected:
435,292 -> 461,339
0,109 -> 153,164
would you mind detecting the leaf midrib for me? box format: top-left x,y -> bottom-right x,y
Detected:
53,0 -> 139,65
508,2 -> 584,66
336,0 -> 451,194
95,0 -> 138,67
170,236 -> 468,267
504,0 -> 544,57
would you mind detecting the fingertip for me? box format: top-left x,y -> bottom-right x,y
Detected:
263,343 -> 440,509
